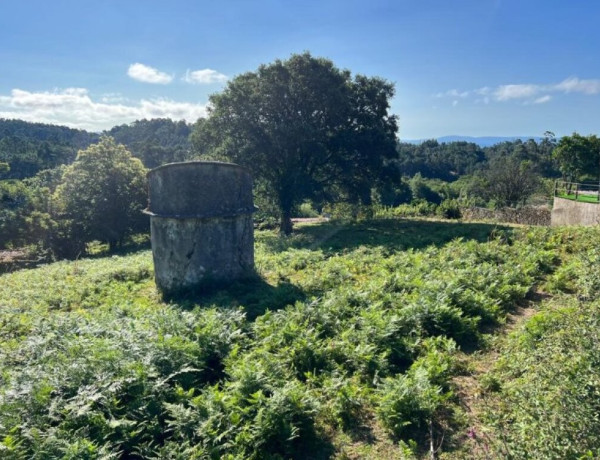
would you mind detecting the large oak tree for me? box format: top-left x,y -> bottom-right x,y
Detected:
191,52 -> 398,233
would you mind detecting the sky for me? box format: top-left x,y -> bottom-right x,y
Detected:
1,0 -> 599,139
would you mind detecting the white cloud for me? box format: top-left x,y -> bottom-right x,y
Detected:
0,87 -> 208,131
452,100 -> 458,107
553,76 -> 600,94
493,84 -> 540,101
436,76 -> 600,105
100,92 -> 128,104
434,89 -> 469,98
127,63 -> 173,84
183,69 -> 228,84
533,95 -> 552,104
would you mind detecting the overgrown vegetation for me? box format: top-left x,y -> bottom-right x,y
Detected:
0,118 -> 191,258
3,219 -> 597,458
0,113 -> 585,259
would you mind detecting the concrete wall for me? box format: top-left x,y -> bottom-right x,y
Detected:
146,161 -> 255,296
551,197 -> 600,226
150,214 -> 254,295
148,161 -> 254,218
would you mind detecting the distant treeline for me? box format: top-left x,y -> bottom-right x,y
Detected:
0,119 -> 99,179
0,117 -> 566,258
394,137 -> 559,182
0,118 -> 192,180
0,117 -> 560,184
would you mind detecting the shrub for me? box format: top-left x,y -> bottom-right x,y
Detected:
436,199 -> 462,219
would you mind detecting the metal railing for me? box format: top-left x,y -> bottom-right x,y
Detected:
554,180 -> 600,203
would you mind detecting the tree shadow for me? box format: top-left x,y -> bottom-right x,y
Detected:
165,273 -> 307,321
261,218 -> 515,255
164,218 -> 515,320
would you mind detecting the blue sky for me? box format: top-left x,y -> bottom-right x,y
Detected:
0,0 -> 599,139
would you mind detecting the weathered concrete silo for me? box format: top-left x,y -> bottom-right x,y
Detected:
145,161 -> 255,297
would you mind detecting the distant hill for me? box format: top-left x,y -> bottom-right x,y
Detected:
107,118 -> 192,169
404,135 -> 543,147
0,119 -> 99,179
0,118 -> 194,179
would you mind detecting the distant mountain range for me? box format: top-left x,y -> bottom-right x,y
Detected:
403,135 -> 544,147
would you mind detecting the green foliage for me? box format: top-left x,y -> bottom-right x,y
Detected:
377,337 -> 456,442
474,225 -> 600,459
0,118 -> 98,180
0,220 -> 582,458
0,179 -> 34,248
0,166 -> 69,253
297,201 -> 320,218
395,139 -> 485,181
107,118 -> 192,169
481,157 -> 541,208
374,201 -> 438,218
373,179 -> 412,207
53,136 -> 148,253
436,199 -> 462,219
553,132 -> 600,181
323,202 -> 373,220
409,173 -> 442,204
394,137 -> 558,184
191,52 -> 398,233
488,300 -> 600,459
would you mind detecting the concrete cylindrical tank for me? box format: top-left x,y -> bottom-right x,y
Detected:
146,161 -> 255,296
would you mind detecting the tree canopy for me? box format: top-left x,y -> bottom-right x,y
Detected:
553,132 -> 600,182
107,118 -> 192,169
0,119 -> 98,180
191,52 -> 398,233
54,137 -> 148,252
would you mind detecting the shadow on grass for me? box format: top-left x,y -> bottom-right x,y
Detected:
260,218 -> 514,255
167,218 -> 514,319
166,273 -> 307,321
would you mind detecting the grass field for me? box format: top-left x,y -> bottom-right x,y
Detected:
557,192 -> 600,203
1,218 -> 599,459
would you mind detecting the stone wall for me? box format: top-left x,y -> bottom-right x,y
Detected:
462,206 -> 551,226
551,197 -> 600,226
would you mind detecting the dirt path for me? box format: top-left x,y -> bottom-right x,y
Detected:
451,297 -> 543,458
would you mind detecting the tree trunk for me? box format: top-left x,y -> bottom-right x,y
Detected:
278,186 -> 295,235
280,210 -> 293,235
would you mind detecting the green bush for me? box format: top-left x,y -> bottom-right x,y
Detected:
436,199 -> 462,219
297,201 -> 320,218
323,202 -> 373,220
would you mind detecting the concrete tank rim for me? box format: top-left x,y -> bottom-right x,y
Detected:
147,160 -> 251,178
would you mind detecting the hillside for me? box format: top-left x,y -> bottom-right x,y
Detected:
0,118 -> 99,179
0,118 -> 193,180
1,218 -> 599,458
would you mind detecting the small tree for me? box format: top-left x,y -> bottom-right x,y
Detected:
483,157 -> 539,208
54,137 -> 148,252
